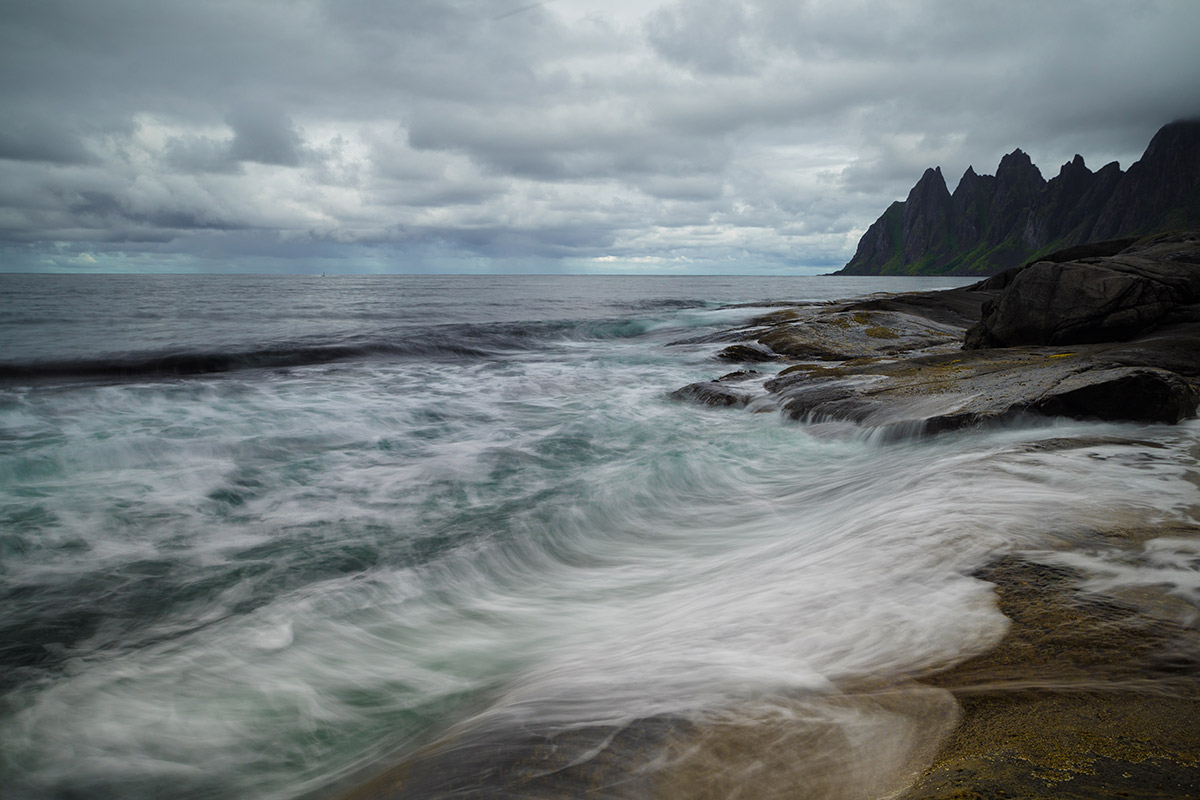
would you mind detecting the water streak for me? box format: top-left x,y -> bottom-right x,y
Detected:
1,274 -> 1196,800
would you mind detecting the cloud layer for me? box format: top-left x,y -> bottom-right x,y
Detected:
2,0 -> 1198,273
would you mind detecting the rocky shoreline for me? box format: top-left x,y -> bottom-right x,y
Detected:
675,230 -> 1200,798
674,230 -> 1200,434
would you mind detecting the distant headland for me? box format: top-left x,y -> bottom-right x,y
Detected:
837,119 -> 1200,276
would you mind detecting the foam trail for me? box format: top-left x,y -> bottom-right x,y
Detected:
1,275 -> 1197,800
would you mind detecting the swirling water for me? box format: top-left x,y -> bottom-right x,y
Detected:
1,274 -> 1197,799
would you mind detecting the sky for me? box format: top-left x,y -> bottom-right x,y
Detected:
1,0 -> 1198,275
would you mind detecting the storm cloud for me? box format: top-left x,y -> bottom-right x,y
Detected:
1,0 -> 1197,273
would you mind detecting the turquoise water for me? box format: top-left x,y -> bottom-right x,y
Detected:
1,275 -> 1197,799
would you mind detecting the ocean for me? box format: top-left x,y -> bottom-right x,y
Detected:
1,274 -> 1197,800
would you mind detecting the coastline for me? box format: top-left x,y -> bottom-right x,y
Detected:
5,267 -> 1194,799
331,237 -> 1200,799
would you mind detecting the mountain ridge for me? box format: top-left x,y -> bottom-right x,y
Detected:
836,120 -> 1200,276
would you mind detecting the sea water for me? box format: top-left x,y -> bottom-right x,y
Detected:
1,274 -> 1197,799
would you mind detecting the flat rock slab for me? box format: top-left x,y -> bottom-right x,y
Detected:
708,303 -> 969,365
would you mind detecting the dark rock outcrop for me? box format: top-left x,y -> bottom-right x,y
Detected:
1032,367 -> 1197,425
966,231 -> 1200,347
670,381 -> 752,408
677,231 -> 1200,431
671,370 -> 763,408
838,120 -> 1200,276
715,343 -> 777,363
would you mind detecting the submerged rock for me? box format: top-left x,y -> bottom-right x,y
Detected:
671,381 -> 752,408
714,343 -> 777,363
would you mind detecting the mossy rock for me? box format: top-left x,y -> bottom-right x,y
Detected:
902,550 -> 1200,800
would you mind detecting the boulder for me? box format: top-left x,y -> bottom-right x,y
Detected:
715,343 -> 778,363
1033,367 -> 1198,424
966,231 -> 1200,348
670,381 -> 751,408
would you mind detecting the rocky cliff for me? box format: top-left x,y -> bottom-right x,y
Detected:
837,120 -> 1200,276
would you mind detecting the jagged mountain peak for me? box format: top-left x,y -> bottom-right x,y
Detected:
1060,154 -> 1089,175
995,148 -> 1043,183
910,166 -> 949,194
1090,119 -> 1200,241
1050,154 -> 1095,193
914,165 -> 946,184
1142,118 -> 1200,158
952,165 -> 991,197
837,120 -> 1200,276
997,147 -> 1031,166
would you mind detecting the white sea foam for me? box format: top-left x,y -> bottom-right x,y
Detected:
1031,536 -> 1200,609
1,276 -> 1197,799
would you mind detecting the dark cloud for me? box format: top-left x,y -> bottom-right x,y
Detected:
164,135 -> 240,174
227,106 -> 305,167
0,0 -> 1198,273
0,120 -> 95,165
159,107 -> 307,174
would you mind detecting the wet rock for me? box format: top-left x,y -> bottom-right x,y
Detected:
966,230 -> 1200,348
671,381 -> 751,408
766,345 -> 1200,431
754,308 -> 961,361
674,230 -> 1200,432
672,370 -> 768,409
676,227 -> 1200,434
1033,367 -> 1199,424
715,343 -> 777,363
902,544 -> 1200,800
716,370 -> 762,381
